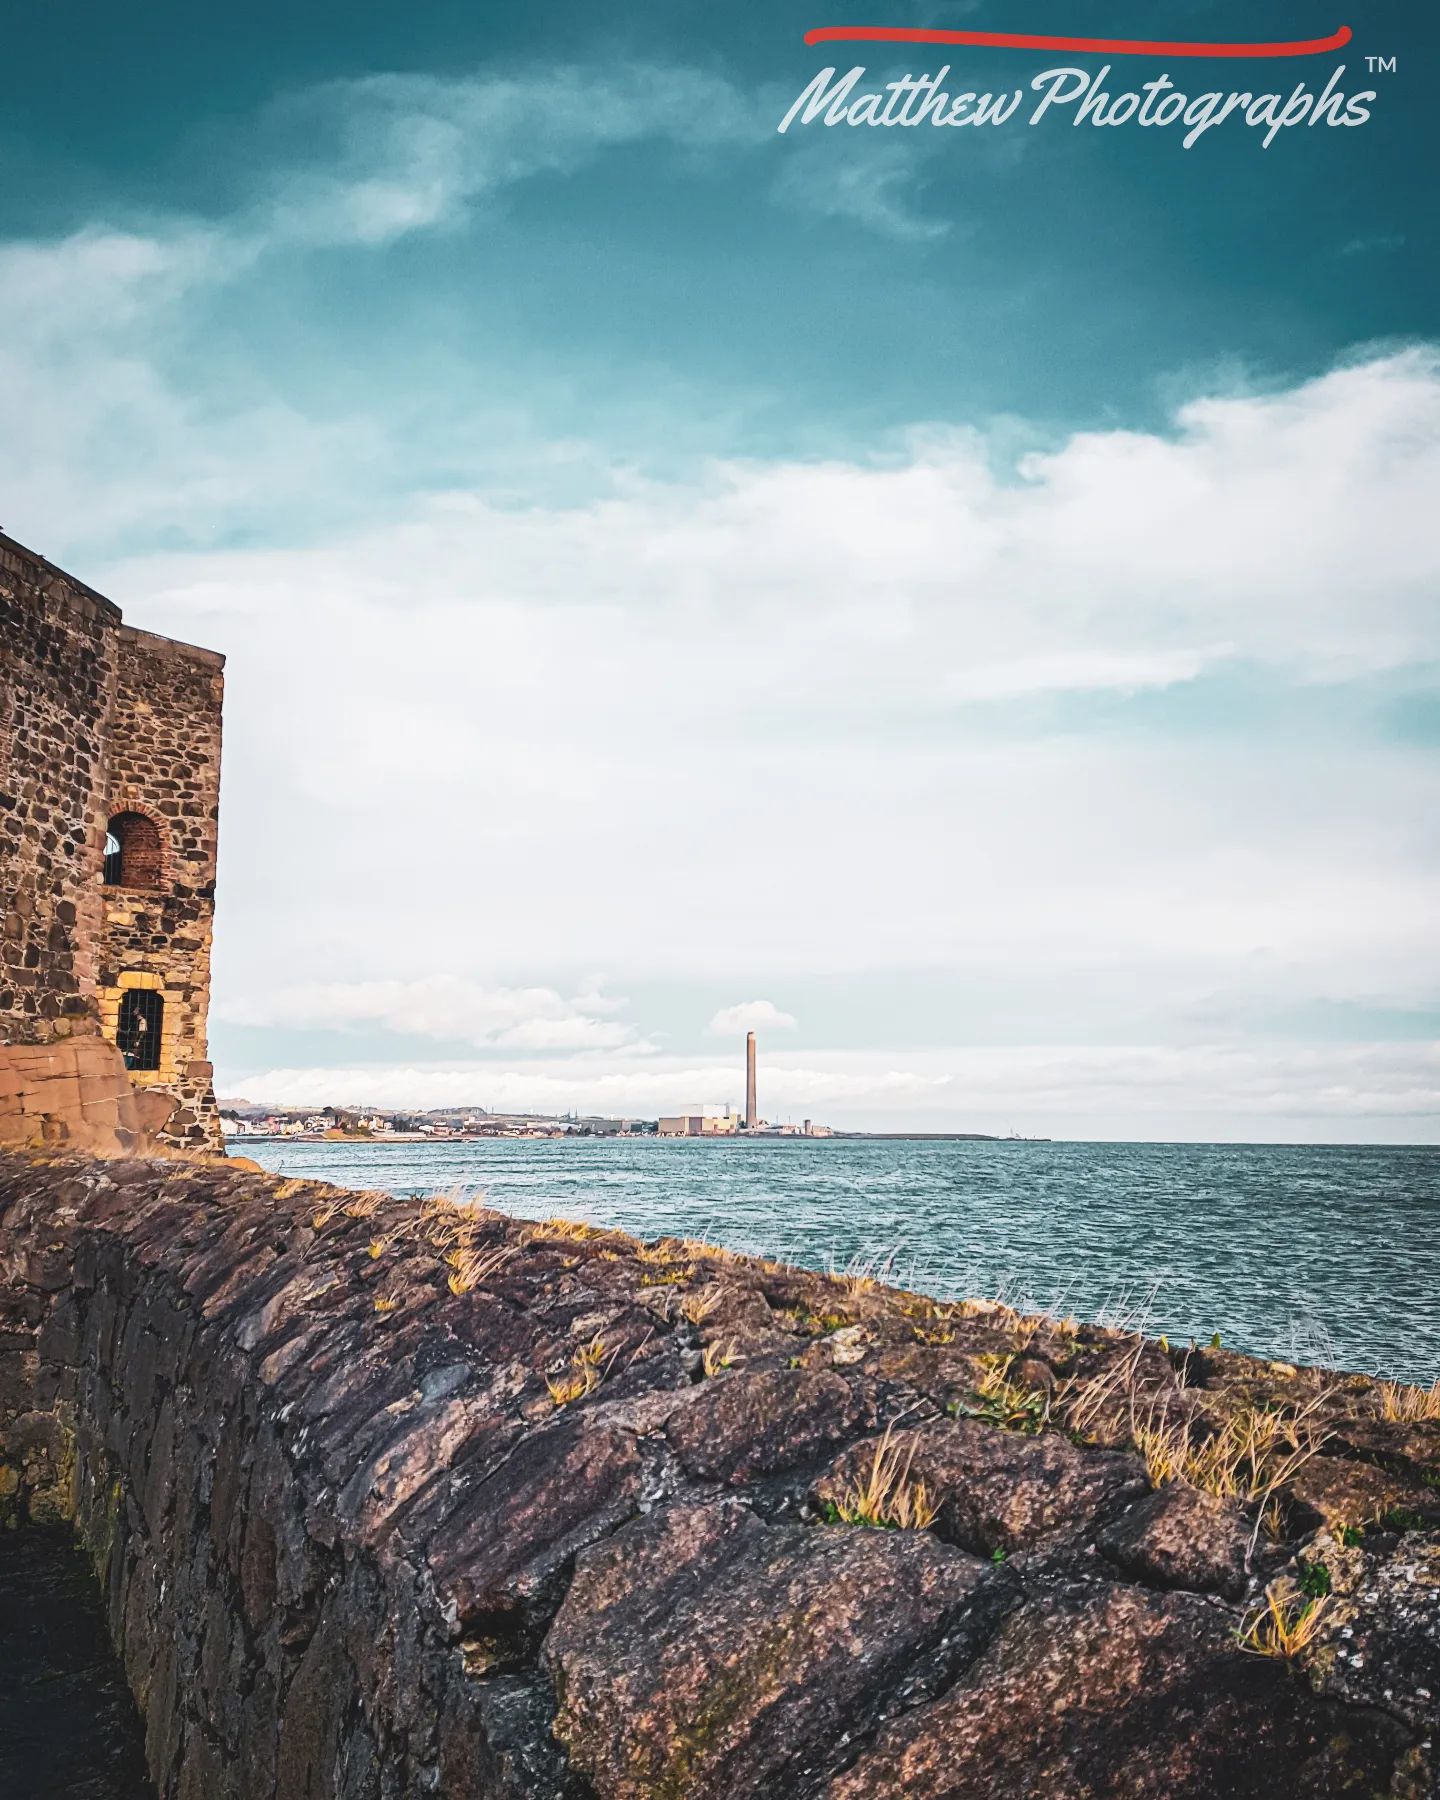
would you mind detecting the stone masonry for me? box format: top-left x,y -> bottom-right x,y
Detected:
1,1150 -> 1436,1799
0,532 -> 224,1153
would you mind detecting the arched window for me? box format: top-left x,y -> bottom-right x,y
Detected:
117,987 -> 164,1071
103,812 -> 163,888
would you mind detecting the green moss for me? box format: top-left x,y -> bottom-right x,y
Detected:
779,1306 -> 850,1337
642,1620 -> 800,1798
1381,1506 -> 1427,1533
1298,1558 -> 1332,1598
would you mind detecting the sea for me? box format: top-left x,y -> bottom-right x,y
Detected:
240,1137 -> 1440,1387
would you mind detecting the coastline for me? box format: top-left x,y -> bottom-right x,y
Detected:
228,1130 -> 1023,1146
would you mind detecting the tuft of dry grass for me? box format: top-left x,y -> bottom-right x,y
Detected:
527,1216 -> 610,1244
421,1190 -> 468,1220
546,1334 -> 609,1407
678,1237 -> 745,1266
638,1263 -> 695,1288
1056,1339 -> 1150,1441
964,1356 -> 1050,1435
1240,1587 -> 1330,1660
423,1208 -> 480,1255
833,1252 -> 895,1297
637,1239 -> 686,1263
367,1237 -> 388,1260
1131,1399 -> 1327,1507
418,1190 -> 479,1248
1378,1378 -> 1440,1423
446,1244 -> 517,1297
822,1427 -> 938,1531
680,1287 -> 724,1325
373,1294 -> 399,1314
701,1339 -> 740,1377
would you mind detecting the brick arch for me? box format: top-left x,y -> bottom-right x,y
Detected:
103,798 -> 171,891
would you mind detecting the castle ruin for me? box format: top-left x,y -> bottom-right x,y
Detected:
0,531 -> 224,1153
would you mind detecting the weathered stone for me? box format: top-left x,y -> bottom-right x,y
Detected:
1321,1413 -> 1440,1485
1307,1532 -> 1440,1736
1097,1484 -> 1256,1600
815,1417 -> 1146,1556
548,1500 -> 1002,1798
828,1581 -> 1411,1798
1060,1338 -> 1190,1447
427,1419 -> 653,1647
1286,1454 -> 1439,1535
666,1367 -> 863,1484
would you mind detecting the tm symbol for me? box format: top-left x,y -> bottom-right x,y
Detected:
1365,54 -> 1397,72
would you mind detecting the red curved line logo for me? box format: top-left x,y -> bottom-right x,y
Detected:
802,24 -> 1354,58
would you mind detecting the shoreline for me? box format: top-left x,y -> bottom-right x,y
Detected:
228,1130 -> 1031,1146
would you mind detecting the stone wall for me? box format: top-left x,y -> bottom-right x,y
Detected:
0,534 -> 224,1154
0,1038 -> 167,1158
0,1150 -> 1436,1800
0,533 -> 118,1047
98,628 -> 225,1152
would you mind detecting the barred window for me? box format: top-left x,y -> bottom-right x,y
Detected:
117,987 -> 163,1071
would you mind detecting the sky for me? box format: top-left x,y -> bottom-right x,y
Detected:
2,0 -> 1437,1139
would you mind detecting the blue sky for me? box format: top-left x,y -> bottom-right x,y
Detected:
2,0 -> 1436,1136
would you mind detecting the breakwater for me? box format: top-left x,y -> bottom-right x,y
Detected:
1,1148 -> 1437,1797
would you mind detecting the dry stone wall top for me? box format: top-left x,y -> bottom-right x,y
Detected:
1,1149 -> 1437,1799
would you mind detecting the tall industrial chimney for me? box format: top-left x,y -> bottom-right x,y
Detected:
745,1031 -> 757,1131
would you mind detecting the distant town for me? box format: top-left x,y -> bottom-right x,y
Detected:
218,1103 -> 834,1143
220,1028 -> 843,1141
218,1034 -> 1022,1143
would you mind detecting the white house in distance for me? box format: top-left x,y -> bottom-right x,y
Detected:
657,1104 -> 743,1137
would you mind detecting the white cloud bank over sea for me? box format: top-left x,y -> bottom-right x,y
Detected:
230,1042 -> 1440,1144
78,346 -> 1440,1136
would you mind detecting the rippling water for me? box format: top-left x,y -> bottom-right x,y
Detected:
241,1138 -> 1440,1385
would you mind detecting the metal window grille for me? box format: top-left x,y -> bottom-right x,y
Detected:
116,987 -> 163,1072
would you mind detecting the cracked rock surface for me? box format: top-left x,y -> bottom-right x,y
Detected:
1,1150 -> 1437,1798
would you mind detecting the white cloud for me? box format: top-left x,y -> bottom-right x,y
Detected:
85,347 -> 1434,1089
217,977 -> 646,1052
228,1041 -> 1440,1142
772,139 -> 950,241
256,63 -> 769,250
707,1000 -> 798,1035
0,58 -> 941,558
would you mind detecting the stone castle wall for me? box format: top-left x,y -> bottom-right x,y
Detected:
0,535 -> 119,1045
0,534 -> 223,1153
1,1150 -> 1435,1800
98,628 -> 225,1151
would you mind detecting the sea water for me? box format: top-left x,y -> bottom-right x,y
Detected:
240,1137 -> 1440,1386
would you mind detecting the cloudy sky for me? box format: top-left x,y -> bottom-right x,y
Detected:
3,0 -> 1436,1138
